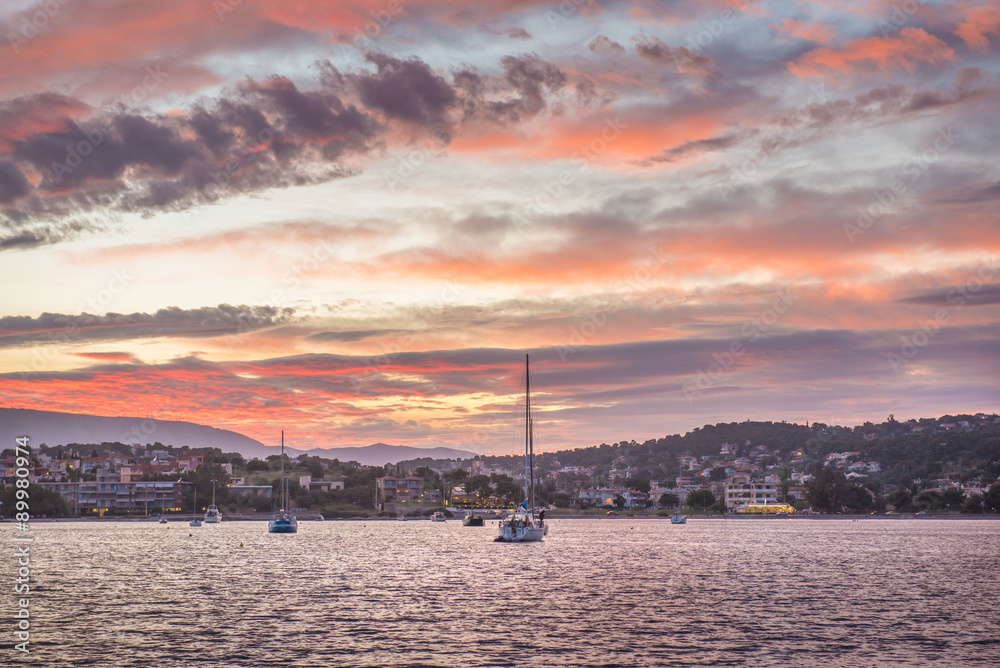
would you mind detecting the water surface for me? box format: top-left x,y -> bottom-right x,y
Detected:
6,518 -> 999,666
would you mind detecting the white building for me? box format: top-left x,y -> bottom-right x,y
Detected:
724,477 -> 778,511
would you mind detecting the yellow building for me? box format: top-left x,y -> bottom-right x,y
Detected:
741,503 -> 795,514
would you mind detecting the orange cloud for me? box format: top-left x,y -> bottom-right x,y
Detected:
770,17 -> 836,44
788,27 -> 956,79
954,5 -> 1000,53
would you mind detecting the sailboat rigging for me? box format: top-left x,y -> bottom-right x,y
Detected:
496,354 -> 547,543
268,431 -> 298,534
204,478 -> 221,523
189,486 -> 202,527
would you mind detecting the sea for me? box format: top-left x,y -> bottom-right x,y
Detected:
4,517 -> 999,667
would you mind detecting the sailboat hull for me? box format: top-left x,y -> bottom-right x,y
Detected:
497,513 -> 545,542
497,526 -> 544,542
268,520 -> 297,533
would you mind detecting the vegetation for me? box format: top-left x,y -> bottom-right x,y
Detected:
8,412 -> 998,516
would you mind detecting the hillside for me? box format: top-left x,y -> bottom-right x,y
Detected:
0,408 -> 474,464
0,407 -> 279,458
302,443 -> 475,465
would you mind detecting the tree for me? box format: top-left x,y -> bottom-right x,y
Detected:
305,459 -> 325,480
963,494 -> 984,513
807,468 -> 872,512
983,483 -> 1000,512
626,477 -> 651,494
1,484 -> 70,517
941,488 -> 964,509
658,492 -> 679,509
778,466 -> 791,503
686,490 -> 715,511
887,489 -> 912,512
246,458 -> 268,472
467,474 -> 492,498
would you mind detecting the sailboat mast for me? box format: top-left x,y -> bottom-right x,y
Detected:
525,354 -> 534,513
280,430 -> 285,510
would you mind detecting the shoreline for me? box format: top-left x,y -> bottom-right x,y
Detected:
10,513 -> 1000,523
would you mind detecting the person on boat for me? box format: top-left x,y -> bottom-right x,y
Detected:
538,509 -> 545,521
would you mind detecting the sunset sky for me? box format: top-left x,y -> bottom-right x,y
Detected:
1,0 -> 998,454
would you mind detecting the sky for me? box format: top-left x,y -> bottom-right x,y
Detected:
0,0 -> 998,455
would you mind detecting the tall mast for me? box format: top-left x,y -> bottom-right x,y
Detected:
280,430 -> 285,510
525,354 -> 534,514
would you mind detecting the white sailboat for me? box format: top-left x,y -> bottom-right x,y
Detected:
497,355 -> 547,543
189,487 -> 202,527
204,479 -> 221,523
268,431 -> 298,534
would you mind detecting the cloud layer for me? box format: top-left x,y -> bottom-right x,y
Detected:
1,0 -> 998,451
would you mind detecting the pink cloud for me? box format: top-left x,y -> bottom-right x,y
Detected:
954,5 -> 1000,53
788,27 -> 956,79
770,17 -> 837,44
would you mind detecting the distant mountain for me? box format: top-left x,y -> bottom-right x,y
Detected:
301,443 -> 476,466
0,409 -> 475,465
0,407 -> 283,459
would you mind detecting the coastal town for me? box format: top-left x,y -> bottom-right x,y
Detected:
3,412 -> 998,519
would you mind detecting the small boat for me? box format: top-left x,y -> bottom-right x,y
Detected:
397,516 -> 408,521
268,431 -> 298,534
430,511 -> 446,522
314,514 -> 324,521
463,512 -> 485,526
776,511 -> 789,518
189,489 -> 202,527
204,479 -> 222,523
497,355 -> 547,543
158,517 -> 168,524
670,514 -> 686,524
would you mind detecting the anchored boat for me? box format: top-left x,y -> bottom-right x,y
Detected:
268,431 -> 298,534
496,355 -> 547,543
204,479 -> 222,523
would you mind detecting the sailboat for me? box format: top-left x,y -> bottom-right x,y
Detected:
204,479 -> 222,523
268,431 -> 298,534
189,487 -> 202,527
496,355 -> 547,543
